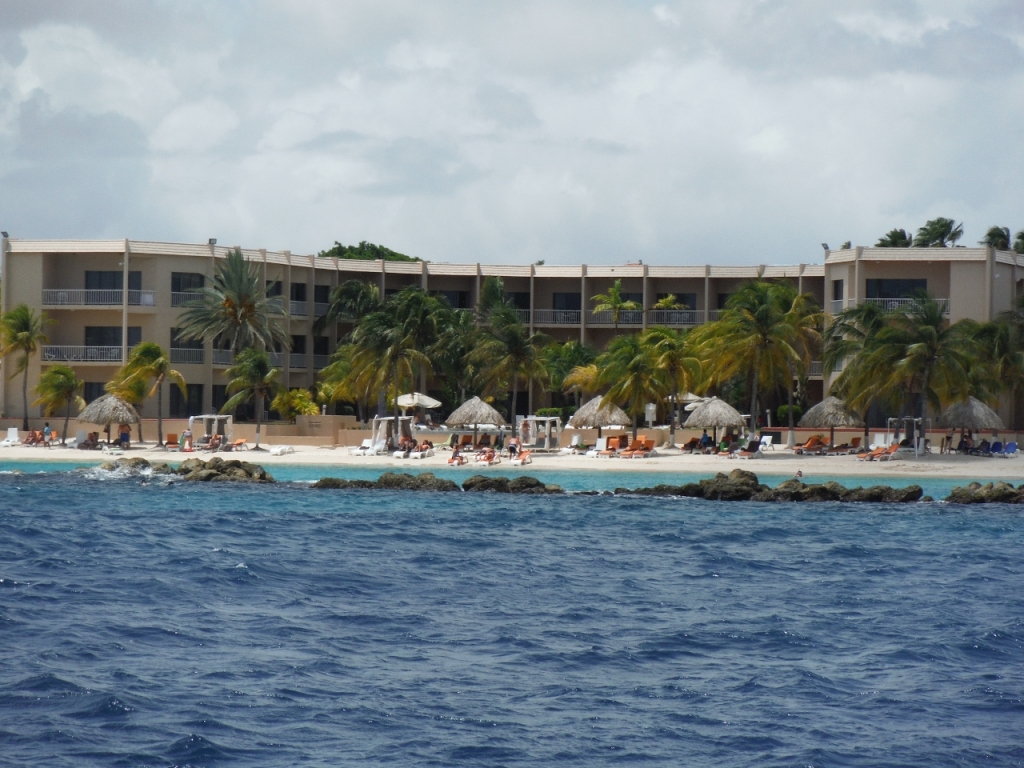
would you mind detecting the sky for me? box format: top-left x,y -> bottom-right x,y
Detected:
1,1 -> 1023,266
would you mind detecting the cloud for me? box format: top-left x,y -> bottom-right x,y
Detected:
2,2 -> 1024,264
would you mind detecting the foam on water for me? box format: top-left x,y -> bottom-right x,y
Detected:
1,469 -> 1022,766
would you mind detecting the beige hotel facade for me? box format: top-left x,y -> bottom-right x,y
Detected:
1,237 -> 1022,428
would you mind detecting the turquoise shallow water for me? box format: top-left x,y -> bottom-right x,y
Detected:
0,459 -> 1000,498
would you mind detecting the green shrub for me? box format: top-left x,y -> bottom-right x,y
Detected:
535,408 -> 562,417
776,404 -> 803,424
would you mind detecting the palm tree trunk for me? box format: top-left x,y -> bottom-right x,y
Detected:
786,366 -> 795,448
749,369 -> 760,435
62,400 -> 71,445
632,412 -> 638,440
511,377 -> 518,433
157,381 -> 164,447
392,362 -> 400,444
21,358 -> 29,432
669,384 -> 678,446
254,393 -> 263,449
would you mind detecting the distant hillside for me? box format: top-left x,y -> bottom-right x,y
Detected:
317,241 -> 420,262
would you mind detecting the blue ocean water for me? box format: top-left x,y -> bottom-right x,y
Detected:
1,470 -> 1022,767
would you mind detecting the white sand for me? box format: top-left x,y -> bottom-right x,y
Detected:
4,442 -> 1024,482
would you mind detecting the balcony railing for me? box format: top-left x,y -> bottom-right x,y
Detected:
647,309 -> 705,326
314,302 -> 331,317
863,297 -> 949,315
707,310 -> 721,321
830,300 -> 845,315
269,352 -> 285,367
289,353 -> 307,369
809,360 -> 823,376
172,291 -> 203,307
590,310 -> 644,325
42,289 -> 156,307
42,345 -> 124,363
533,309 -> 582,325
212,349 -> 234,366
289,300 -> 308,316
170,348 -> 204,365
314,354 -> 331,369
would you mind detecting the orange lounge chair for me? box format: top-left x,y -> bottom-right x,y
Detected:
857,444 -> 893,461
599,435 -> 628,457
794,436 -> 826,455
617,439 -> 646,458
629,438 -> 657,458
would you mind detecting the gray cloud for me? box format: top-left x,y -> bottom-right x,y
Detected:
1,1 -> 1023,263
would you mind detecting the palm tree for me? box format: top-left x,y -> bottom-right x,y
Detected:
313,279 -> 382,334
105,373 -> 149,444
221,348 -> 281,450
270,388 -> 320,421
876,228 -> 913,247
0,304 -> 52,431
541,341 -> 597,408
33,364 -> 84,444
176,247 -> 290,353
473,305 -> 549,426
981,226 -> 1011,250
112,342 -> 187,446
562,363 -> 600,402
476,275 -> 510,322
780,291 -> 823,445
318,343 -> 381,424
595,334 -> 667,439
1014,230 -> 1024,255
692,281 -> 819,432
431,307 -> 480,407
652,294 -> 686,310
642,327 -> 701,445
913,217 -> 963,247
591,279 -> 641,331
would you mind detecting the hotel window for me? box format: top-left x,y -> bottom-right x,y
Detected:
439,290 -> 471,309
171,272 -> 204,292
657,292 -> 697,309
552,292 -> 581,310
170,328 -> 203,350
505,292 -> 531,310
290,283 -> 307,301
621,292 -> 643,306
85,327 -> 141,347
865,279 -> 927,299
832,279 -> 844,301
314,285 -> 331,304
266,280 -> 282,297
717,293 -> 732,309
170,385 -> 204,418
313,337 -> 330,355
212,385 -> 229,413
83,382 -> 106,403
291,335 -> 306,354
86,271 -> 141,290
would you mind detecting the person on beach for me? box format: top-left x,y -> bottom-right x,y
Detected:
507,437 -> 520,459
118,423 -> 131,448
699,430 -> 712,450
794,470 -> 803,481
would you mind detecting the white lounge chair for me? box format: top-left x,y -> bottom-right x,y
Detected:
509,450 -> 532,467
410,447 -> 434,459
559,434 -> 582,455
349,439 -> 372,456
0,428 -> 18,447
759,434 -> 774,451
102,443 -> 124,456
585,437 -> 607,458
65,430 -> 88,449
393,449 -> 410,459
269,445 -> 295,456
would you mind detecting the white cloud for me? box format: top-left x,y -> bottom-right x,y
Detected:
652,4 -> 680,27
150,98 -> 239,153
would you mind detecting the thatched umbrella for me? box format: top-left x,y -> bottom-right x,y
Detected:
682,397 -> 744,442
798,396 -> 864,447
445,396 -> 506,445
938,397 -> 1005,432
568,396 -> 630,437
78,394 -> 140,444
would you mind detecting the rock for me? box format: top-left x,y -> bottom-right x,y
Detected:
946,486 -> 981,504
884,485 -> 923,503
99,462 -> 117,472
462,475 -> 511,493
981,482 -> 1018,503
845,486 -> 892,503
699,471 -> 760,501
206,456 -> 225,471
311,477 -> 351,489
121,457 -> 151,470
509,476 -> 546,494
149,462 -> 174,475
921,496 -> 934,502
544,484 -> 564,494
613,487 -> 633,495
184,469 -> 221,482
632,484 -> 684,497
678,483 -> 705,498
177,458 -> 205,475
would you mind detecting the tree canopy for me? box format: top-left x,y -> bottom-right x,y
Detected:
318,241 -> 419,262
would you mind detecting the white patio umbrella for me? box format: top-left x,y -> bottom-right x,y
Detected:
396,392 -> 442,410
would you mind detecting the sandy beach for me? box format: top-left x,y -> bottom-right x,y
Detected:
3,441 -> 1024,482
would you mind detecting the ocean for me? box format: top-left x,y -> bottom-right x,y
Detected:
1,468 -> 1022,766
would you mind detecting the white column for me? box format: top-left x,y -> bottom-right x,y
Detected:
121,240 -> 130,366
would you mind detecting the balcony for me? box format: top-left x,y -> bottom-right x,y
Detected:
314,302 -> 331,317
314,354 -> 331,369
533,309 -> 582,325
289,300 -> 308,316
590,310 -> 644,326
830,300 -> 845,315
290,353 -> 307,369
647,309 -> 705,326
212,349 -> 234,366
42,345 -> 124,363
172,291 -> 203,307
707,310 -> 721,321
269,352 -> 285,367
42,289 -> 156,307
170,348 -> 204,365
809,360 -> 823,376
863,297 -> 949,315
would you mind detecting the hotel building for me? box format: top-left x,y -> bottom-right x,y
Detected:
1,237 -> 1021,428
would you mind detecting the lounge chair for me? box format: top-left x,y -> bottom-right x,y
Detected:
858,445 -> 887,461
629,438 -> 657,458
989,441 -> 1004,457
163,433 -> 179,452
393,449 -> 410,459
877,444 -> 902,462
794,436 -> 826,455
223,438 -> 248,452
559,434 -> 582,455
349,439 -> 372,456
598,436 -> 627,457
1001,441 -> 1018,457
680,437 -> 701,453
410,446 -> 434,459
448,452 -> 467,465
269,445 -> 295,456
0,427 -> 18,447
475,450 -> 500,466
736,447 -> 763,459
617,439 -> 646,458
510,450 -> 532,467
65,429 -> 88,450
759,434 -> 775,451
825,442 -> 851,455
101,443 -> 124,456
586,437 -> 608,457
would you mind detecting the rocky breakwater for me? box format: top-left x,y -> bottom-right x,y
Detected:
945,481 -> 1024,504
311,472 -> 563,494
622,468 -> 924,503
96,456 -> 274,483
